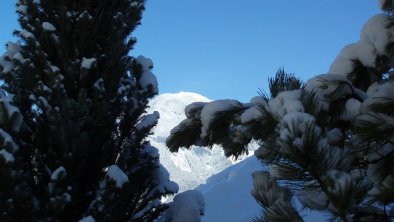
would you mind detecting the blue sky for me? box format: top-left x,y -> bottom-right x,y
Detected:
0,1 -> 380,102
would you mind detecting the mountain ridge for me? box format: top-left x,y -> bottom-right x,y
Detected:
146,92 -> 233,193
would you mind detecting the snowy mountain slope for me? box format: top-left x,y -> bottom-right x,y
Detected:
195,156 -> 325,222
147,92 -> 324,221
146,92 -> 233,192
196,156 -> 262,222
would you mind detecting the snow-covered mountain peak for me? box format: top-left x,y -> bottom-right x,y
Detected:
146,92 -> 232,193
147,92 -> 210,139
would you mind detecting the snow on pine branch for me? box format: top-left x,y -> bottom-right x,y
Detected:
329,13 -> 394,76
267,90 -> 304,118
240,105 -> 263,124
135,55 -> 158,94
0,129 -> 19,152
19,29 -> 34,40
184,102 -> 207,119
0,149 -> 15,163
81,57 -> 96,69
147,163 -> 179,198
42,22 -> 56,32
106,165 -> 129,188
136,111 -> 159,131
159,190 -> 205,222
0,93 -> 24,133
51,166 -> 67,181
79,215 -> 95,222
0,42 -> 21,74
278,112 -> 319,152
304,74 -> 365,112
138,144 -> 178,198
251,171 -> 303,221
200,99 -> 243,138
361,81 -> 394,113
16,5 -> 27,15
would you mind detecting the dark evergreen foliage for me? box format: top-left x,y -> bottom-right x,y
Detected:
268,68 -> 304,98
0,0 -> 177,221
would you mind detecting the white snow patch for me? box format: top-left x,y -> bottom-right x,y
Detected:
148,164 -> 179,198
17,5 -> 28,14
329,13 -> 393,76
362,81 -> 394,113
106,165 -> 128,188
4,42 -> 20,58
0,129 -> 19,152
139,72 -> 159,93
130,1 -> 139,7
361,14 -> 394,56
0,42 -> 21,74
195,155 -> 325,221
135,55 -> 153,69
185,102 -> 207,119
49,65 -> 60,73
117,85 -> 127,95
329,44 -> 358,75
279,112 -> 317,140
42,22 -> 56,31
276,112 -> 320,153
79,215 -> 95,222
366,81 -> 394,98
200,100 -> 242,138
93,78 -> 104,91
305,74 -> 352,111
20,29 -> 34,39
355,41 -> 377,68
79,11 -> 93,20
135,55 -> 158,94
268,90 -> 303,118
81,57 -> 96,69
341,98 -> 361,121
51,166 -> 66,181
240,106 -> 262,124
0,94 -> 23,132
160,190 -> 205,222
38,96 -> 50,110
196,156 -> 261,222
0,149 -> 15,163
136,111 -> 159,131
13,52 -> 27,64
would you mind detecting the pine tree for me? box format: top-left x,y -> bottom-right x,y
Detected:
167,1 -> 394,221
0,0 -> 178,221
268,68 -> 303,98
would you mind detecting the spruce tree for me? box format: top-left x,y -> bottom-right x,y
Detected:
0,0 -> 178,221
167,1 -> 394,221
